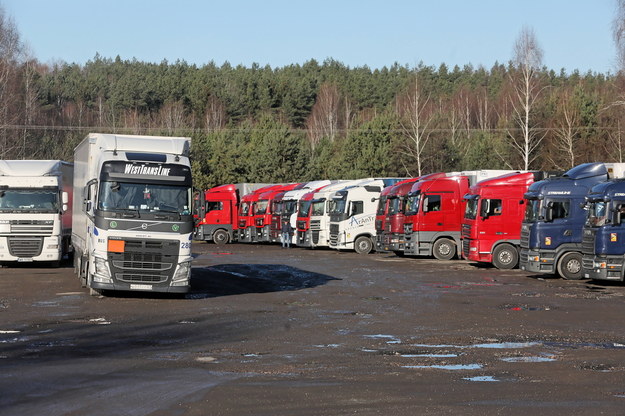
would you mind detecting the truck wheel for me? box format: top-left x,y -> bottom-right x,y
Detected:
492,244 -> 519,269
354,236 -> 373,255
557,252 -> 583,280
213,229 -> 230,245
433,238 -> 456,260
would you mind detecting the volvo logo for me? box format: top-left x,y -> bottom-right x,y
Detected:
141,223 -> 148,230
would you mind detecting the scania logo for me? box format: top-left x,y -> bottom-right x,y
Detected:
141,223 -> 148,230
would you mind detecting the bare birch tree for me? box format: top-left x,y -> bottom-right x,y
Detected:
507,26 -> 545,170
306,82 -> 341,150
614,0 -> 625,73
396,70 -> 435,176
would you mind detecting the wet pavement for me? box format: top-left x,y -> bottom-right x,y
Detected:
1,242 -> 625,415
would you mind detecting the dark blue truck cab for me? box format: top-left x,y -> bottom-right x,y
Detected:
520,163 -> 625,279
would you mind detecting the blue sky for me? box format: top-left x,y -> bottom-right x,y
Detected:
3,0 -> 618,74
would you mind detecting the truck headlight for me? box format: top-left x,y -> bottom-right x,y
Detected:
595,261 -> 607,269
171,261 -> 191,286
93,257 -> 113,283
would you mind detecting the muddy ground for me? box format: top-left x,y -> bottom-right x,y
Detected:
1,242 -> 625,415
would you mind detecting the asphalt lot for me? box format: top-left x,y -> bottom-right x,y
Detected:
1,242 -> 625,415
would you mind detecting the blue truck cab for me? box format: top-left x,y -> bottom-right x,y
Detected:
582,179 -> 625,281
520,163 -> 625,279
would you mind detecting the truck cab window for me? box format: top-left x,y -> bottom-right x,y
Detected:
424,195 -> 441,212
350,201 -> 364,216
206,201 -> 222,212
487,199 -> 503,216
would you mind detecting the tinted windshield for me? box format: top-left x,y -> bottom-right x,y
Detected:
586,201 -> 607,227
0,189 -> 59,212
328,197 -> 347,214
240,201 -> 251,216
284,200 -> 298,215
255,200 -> 268,215
405,194 -> 420,216
298,200 -> 312,218
376,196 -> 387,215
465,198 -> 478,220
524,199 -> 541,222
311,200 -> 325,216
388,197 -> 401,215
98,181 -> 191,214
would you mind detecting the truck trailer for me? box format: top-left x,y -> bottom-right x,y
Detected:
520,162 -> 625,279
0,160 -> 73,265
72,133 -> 194,295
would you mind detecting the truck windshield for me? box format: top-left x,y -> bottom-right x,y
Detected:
255,200 -> 268,215
240,201 -> 251,216
283,200 -> 298,215
404,193 -> 420,216
328,197 -> 347,214
524,199 -> 541,222
465,198 -> 479,220
311,200 -> 325,216
586,201 -> 607,227
376,196 -> 387,216
0,189 -> 59,212
388,197 -> 401,215
98,181 -> 190,214
298,200 -> 312,218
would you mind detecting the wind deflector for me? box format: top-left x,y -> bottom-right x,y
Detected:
562,162 -> 607,180
125,153 -> 167,163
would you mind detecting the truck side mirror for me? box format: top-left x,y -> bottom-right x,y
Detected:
480,200 -> 489,219
545,205 -> 553,222
613,205 -> 623,226
62,191 -> 68,204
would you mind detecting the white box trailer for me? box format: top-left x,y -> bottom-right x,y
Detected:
0,160 -> 73,265
72,133 -> 193,295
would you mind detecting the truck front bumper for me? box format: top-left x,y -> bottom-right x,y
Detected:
520,249 -> 555,273
582,255 -> 624,281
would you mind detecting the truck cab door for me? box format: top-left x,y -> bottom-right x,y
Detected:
419,194 -> 444,232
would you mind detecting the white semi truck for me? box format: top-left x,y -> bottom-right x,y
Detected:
72,133 -> 193,295
328,178 -> 404,254
0,160 -> 73,265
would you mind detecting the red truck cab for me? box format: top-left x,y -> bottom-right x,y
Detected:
253,184 -> 300,242
238,184 -> 282,243
461,171 -> 551,269
380,178 -> 419,254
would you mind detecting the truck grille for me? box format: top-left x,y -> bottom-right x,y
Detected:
108,238 -> 178,284
8,237 -> 43,257
461,224 -> 471,257
329,223 -> 339,246
520,224 -> 530,249
581,228 -> 596,255
9,220 -> 53,235
375,219 -> 383,232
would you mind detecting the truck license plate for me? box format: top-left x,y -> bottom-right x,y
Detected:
130,284 -> 153,291
17,258 -> 33,262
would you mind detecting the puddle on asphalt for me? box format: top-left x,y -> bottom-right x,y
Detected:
400,353 -> 458,358
501,356 -> 557,363
463,376 -> 499,382
364,334 -> 401,344
313,344 -> 341,348
403,364 -> 482,370
471,342 -> 541,349
0,330 -> 20,334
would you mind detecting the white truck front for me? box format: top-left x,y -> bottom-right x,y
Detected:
328,180 -> 386,254
73,134 -> 193,295
0,160 -> 72,265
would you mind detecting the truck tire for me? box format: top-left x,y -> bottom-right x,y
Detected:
212,229 -> 230,245
492,243 -> 519,269
557,252 -> 583,280
433,238 -> 456,260
354,236 -> 373,255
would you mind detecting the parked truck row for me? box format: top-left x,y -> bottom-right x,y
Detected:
7,148 -> 625,295
195,163 -> 625,283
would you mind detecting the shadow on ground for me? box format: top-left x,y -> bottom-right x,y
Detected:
190,263 -> 341,297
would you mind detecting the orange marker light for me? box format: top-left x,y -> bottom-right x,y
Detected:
108,239 -> 125,253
